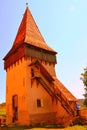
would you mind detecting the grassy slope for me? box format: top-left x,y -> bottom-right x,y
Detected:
32,126 -> 87,130
0,125 -> 87,130
65,125 -> 87,130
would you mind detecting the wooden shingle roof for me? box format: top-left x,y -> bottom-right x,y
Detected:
13,7 -> 56,53
54,77 -> 77,101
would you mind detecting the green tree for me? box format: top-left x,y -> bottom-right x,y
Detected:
81,67 -> 87,107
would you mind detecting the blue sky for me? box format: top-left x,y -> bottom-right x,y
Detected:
0,0 -> 87,103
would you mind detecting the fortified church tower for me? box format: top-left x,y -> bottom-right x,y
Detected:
3,6 -> 77,126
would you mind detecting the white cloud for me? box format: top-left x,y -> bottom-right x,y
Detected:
70,4 -> 75,12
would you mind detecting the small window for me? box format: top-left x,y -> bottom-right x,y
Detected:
37,99 -> 43,107
37,99 -> 41,107
31,69 -> 34,77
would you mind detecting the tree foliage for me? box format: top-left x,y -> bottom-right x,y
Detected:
80,67 -> 87,107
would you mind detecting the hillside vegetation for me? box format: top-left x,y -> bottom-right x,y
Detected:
0,125 -> 87,130
0,102 -> 6,116
78,99 -> 86,109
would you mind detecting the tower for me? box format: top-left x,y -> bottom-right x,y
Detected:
3,7 -> 77,126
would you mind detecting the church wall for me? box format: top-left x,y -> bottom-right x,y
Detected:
41,60 -> 56,77
25,57 -> 55,125
6,55 -> 73,126
6,57 -> 29,125
25,57 -> 71,126
5,55 -> 57,126
28,82 -> 71,125
27,79 -> 57,125
25,52 -> 57,77
56,101 -> 71,125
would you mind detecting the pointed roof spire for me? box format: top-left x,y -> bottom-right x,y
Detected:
13,6 -> 56,53
26,2 -> 28,7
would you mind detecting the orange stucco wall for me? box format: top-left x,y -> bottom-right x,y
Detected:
6,57 -> 29,125
6,56 -> 71,126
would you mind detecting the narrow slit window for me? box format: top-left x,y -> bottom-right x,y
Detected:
37,99 -> 43,107
31,69 -> 34,77
37,99 -> 41,107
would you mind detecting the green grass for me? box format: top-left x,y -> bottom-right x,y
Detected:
64,125 -> 87,130
0,126 -> 29,130
0,111 -> 6,116
0,102 -> 6,115
0,125 -> 87,130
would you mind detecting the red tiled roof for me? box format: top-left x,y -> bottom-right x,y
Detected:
13,7 -> 56,53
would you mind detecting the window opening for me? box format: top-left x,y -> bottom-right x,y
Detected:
37,99 -> 43,107
12,95 -> 18,122
31,69 -> 34,77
